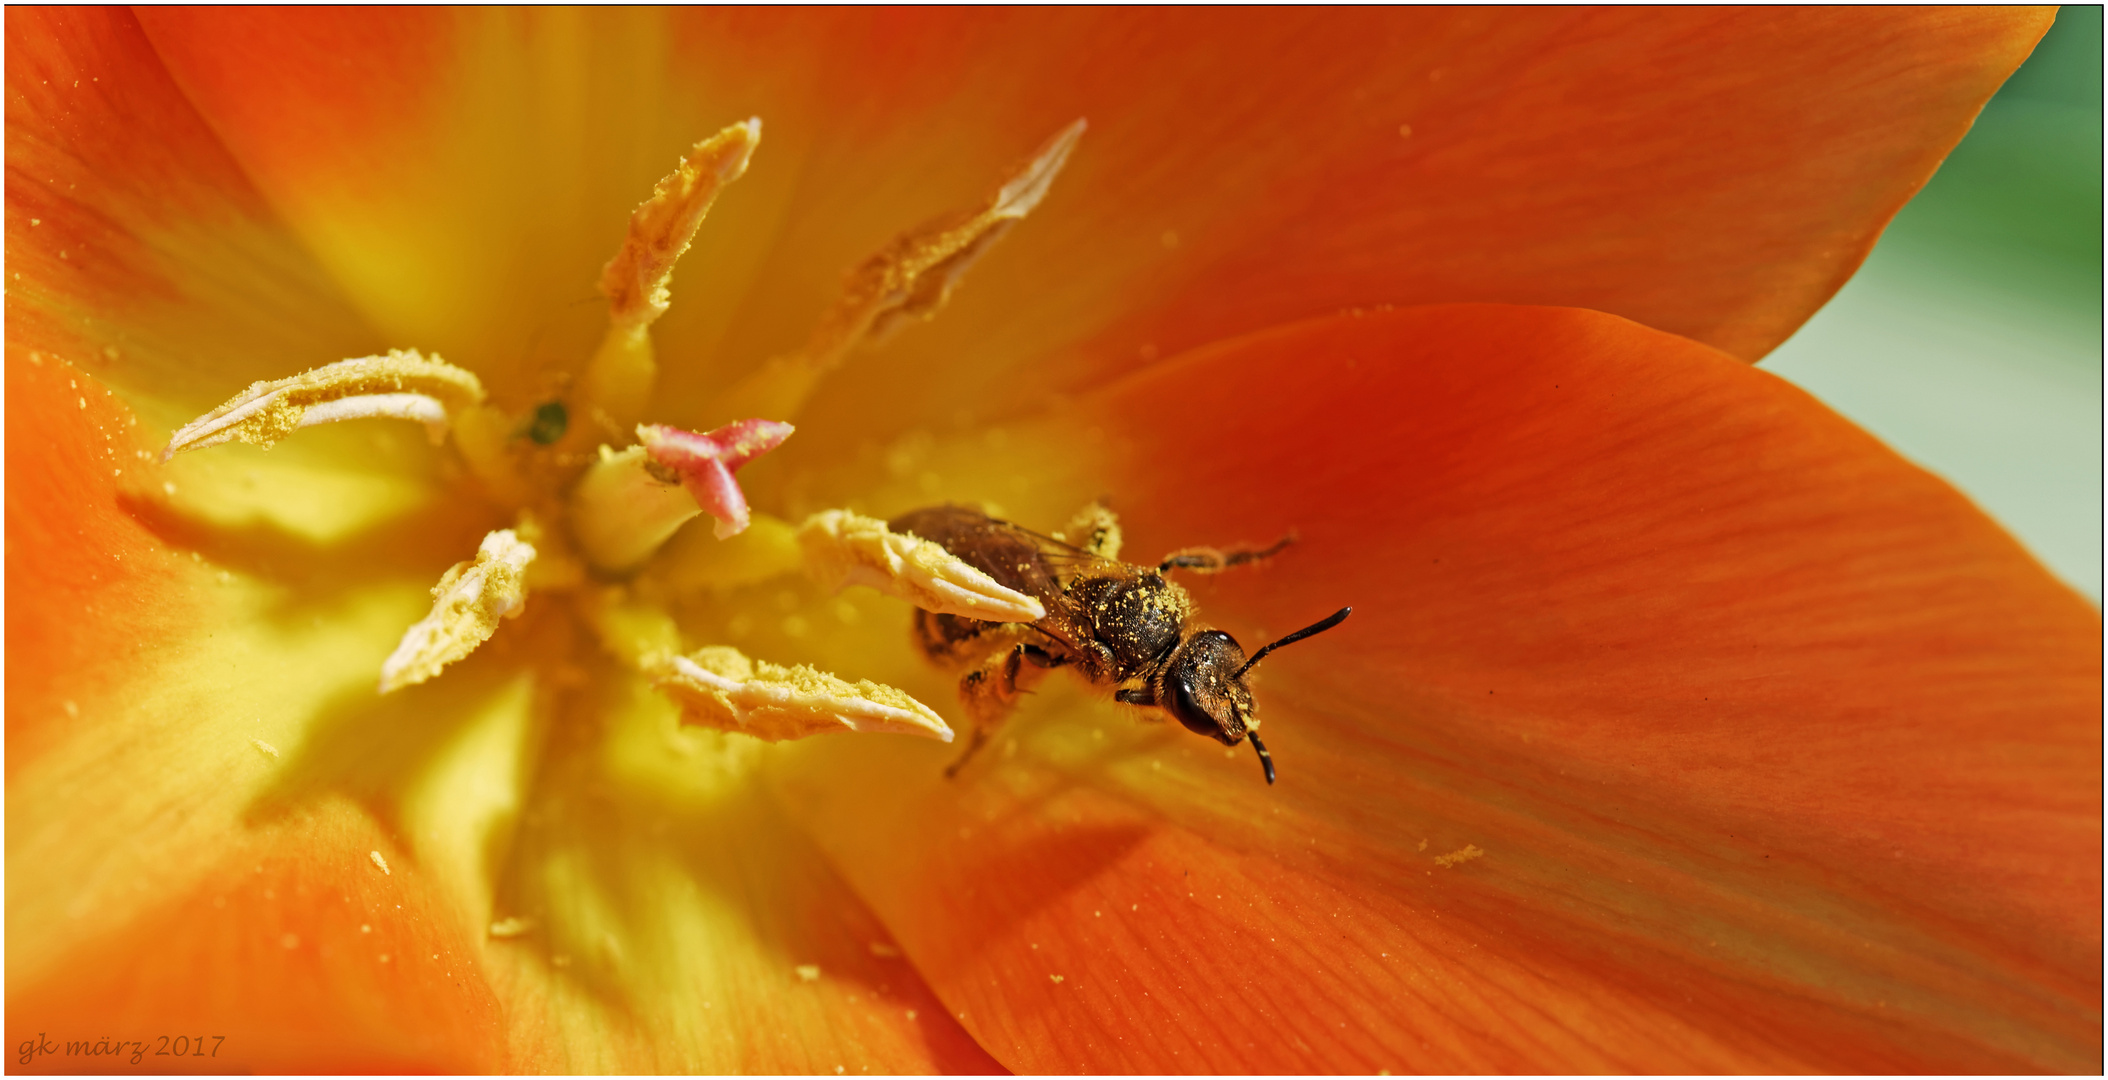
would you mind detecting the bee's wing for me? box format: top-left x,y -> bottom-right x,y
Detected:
1014,534 -> 1122,584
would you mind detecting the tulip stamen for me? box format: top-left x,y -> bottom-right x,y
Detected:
160,350 -> 484,461
145,113 -> 1042,753
717,118 -> 1087,422
378,529 -> 537,693
646,645 -> 952,743
797,508 -> 1047,623
583,118 -> 762,427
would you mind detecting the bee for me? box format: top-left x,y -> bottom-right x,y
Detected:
889,504 -> 1351,784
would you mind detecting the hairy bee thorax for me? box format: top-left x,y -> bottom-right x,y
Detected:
1067,571 -> 1192,680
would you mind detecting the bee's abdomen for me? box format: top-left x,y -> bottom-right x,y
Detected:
910,608 -> 1001,664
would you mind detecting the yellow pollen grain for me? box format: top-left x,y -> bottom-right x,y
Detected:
1054,501 -> 1124,559
795,964 -> 821,982
1434,844 -> 1485,869
368,850 -> 391,875
250,738 -> 279,758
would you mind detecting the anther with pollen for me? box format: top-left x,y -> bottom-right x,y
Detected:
718,118 -> 1086,422
161,350 -> 484,461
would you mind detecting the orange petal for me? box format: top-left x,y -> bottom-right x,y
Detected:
5,350 -> 507,1071
729,6 -> 2050,444
5,349 -> 999,1071
6,798 -> 505,1073
484,700 -> 1003,1073
134,8 -> 825,404
5,7 -> 383,427
4,346 -> 201,772
778,306 -> 2100,1072
129,11 -> 2042,432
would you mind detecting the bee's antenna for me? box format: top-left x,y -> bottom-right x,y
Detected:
1248,730 -> 1275,784
1234,606 -> 1352,678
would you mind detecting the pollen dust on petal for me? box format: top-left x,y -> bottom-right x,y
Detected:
1433,844 -> 1485,869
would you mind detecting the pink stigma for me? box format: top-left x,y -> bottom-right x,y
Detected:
637,418 -> 795,538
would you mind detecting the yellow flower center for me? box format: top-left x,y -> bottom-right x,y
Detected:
159,116 -> 1089,754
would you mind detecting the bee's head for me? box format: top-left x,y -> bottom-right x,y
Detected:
1154,608 -> 1353,785
1159,630 -> 1255,746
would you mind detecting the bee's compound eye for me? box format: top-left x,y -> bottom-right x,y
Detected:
1166,670 -> 1225,738
1163,631 -> 1246,744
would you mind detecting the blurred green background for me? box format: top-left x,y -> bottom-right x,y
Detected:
1767,6 -> 2103,603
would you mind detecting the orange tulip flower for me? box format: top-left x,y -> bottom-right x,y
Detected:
8,7 -> 2097,1073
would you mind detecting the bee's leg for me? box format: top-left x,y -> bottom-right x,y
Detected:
1056,501 -> 1124,560
945,642 -> 1062,778
1157,532 -> 1296,575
